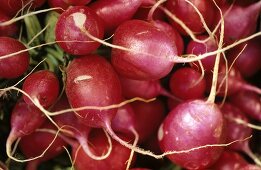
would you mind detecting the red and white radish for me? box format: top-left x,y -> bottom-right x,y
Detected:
55,6 -> 104,55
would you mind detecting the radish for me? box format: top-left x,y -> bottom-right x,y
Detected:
186,35 -> 221,72
111,19 -> 177,80
229,90 -> 261,121
48,0 -> 91,12
119,76 -> 176,100
169,67 -> 207,100
0,11 -> 19,37
221,103 -> 261,166
111,104 -> 136,136
214,1 -> 261,45
210,150 -> 249,170
0,0 -> 46,16
227,37 -> 261,77
0,37 -> 29,79
22,70 -> 60,108
72,128 -> 136,170
19,121 -> 67,170
55,6 -> 104,55
52,96 -> 112,160
89,0 -> 142,35
151,20 -> 184,55
133,6 -> 166,21
131,99 -> 165,143
65,54 -> 122,128
158,100 -> 226,169
6,99 -> 45,162
165,0 -> 216,35
241,164 -> 261,170
205,64 -> 261,97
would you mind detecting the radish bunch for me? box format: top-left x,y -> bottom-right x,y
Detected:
0,0 -> 260,170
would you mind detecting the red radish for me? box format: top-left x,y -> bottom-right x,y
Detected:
227,37 -> 261,77
6,99 -> 45,161
89,0 -> 142,35
228,0 -> 260,7
48,0 -> 91,12
0,37 -> 29,79
166,0 -> 215,35
0,0 -> 46,16
22,70 -> 60,108
210,150 -> 249,170
152,20 -> 184,55
130,169 -> 152,170
111,104 -> 136,136
220,103 -> 261,166
158,100 -> 226,169
72,129 -> 135,170
131,99 -> 165,143
241,164 -> 261,170
65,54 -> 122,128
186,35 -> 221,72
0,10 -> 19,37
229,90 -> 261,121
52,96 -> 112,160
19,121 -> 67,170
169,67 -> 206,100
119,76 -> 175,100
55,6 -> 104,55
111,19 -> 177,80
48,0 -> 71,12
133,6 -> 166,21
205,65 -> 261,97
221,103 -> 252,151
214,2 -> 261,45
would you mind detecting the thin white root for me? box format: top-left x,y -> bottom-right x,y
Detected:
105,122 -> 252,159
62,146 -> 75,170
225,116 -> 261,130
244,145 -> 261,167
6,126 -> 64,162
79,129 -> 112,160
207,0 -> 224,103
126,127 -> 139,170
0,8 -> 63,26
48,97 -> 156,116
184,0 -> 213,36
27,23 -> 50,46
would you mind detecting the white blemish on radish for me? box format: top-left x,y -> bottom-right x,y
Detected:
158,124 -> 164,141
71,12 -> 86,30
136,31 -> 149,36
74,75 -> 92,84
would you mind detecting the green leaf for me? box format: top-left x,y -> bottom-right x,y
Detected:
24,14 -> 43,46
45,11 -> 60,43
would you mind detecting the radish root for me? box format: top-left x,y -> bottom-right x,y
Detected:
105,122 -> 252,159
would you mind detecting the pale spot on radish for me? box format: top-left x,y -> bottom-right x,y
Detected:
158,124 -> 164,141
74,75 -> 93,84
136,31 -> 150,36
71,12 -> 87,30
213,126 -> 222,138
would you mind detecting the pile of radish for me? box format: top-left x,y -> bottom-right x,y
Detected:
0,0 -> 260,169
